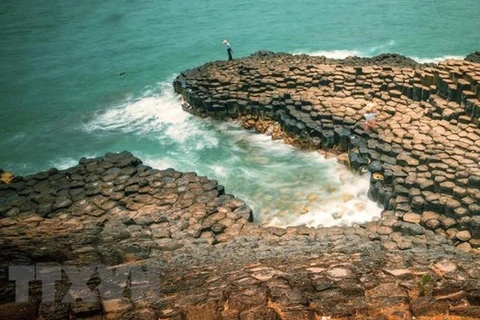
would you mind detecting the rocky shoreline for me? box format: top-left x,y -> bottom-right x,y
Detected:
1,52 -> 480,319
173,51 -> 480,252
1,152 -> 479,319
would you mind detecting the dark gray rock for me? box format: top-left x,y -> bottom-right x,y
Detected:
349,152 -> 368,171
469,175 -> 480,187
368,161 -> 383,174
395,222 -> 425,236
465,51 -> 480,64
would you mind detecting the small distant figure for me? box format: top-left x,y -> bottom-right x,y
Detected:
363,103 -> 378,133
223,39 -> 233,61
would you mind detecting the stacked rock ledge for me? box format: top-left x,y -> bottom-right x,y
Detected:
1,152 -> 480,319
173,51 -> 480,251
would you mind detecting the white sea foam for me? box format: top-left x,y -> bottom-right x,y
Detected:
86,79 -> 382,228
367,40 -> 396,54
292,41 -> 466,65
293,40 -> 396,59
49,157 -> 84,171
85,82 -> 219,147
263,156 -> 382,228
86,84 -> 188,133
298,49 -> 363,59
216,130 -> 383,227
210,164 -> 228,179
140,156 -> 177,171
411,55 -> 465,64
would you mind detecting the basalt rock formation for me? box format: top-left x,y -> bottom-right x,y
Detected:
465,51 -> 480,64
173,51 -> 480,252
250,51 -> 425,68
1,51 -> 480,319
0,152 -> 479,319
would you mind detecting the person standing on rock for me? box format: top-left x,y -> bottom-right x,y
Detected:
223,39 -> 233,61
363,103 -> 378,133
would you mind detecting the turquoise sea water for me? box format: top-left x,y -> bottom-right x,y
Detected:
1,0 -> 479,225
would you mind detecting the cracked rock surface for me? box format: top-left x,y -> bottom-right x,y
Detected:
0,152 -> 479,319
2,51 -> 480,319
174,51 -> 480,252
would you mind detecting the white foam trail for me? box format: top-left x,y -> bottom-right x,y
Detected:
4,132 -> 26,143
293,42 -> 466,64
296,49 -> 363,59
411,55 -> 465,64
85,79 -> 382,228
210,164 -> 228,179
210,126 -> 382,227
84,82 -> 219,147
141,157 -> 177,171
86,85 -> 189,133
49,157 -> 83,171
368,40 -> 396,54
293,40 -> 396,59
267,165 -> 382,227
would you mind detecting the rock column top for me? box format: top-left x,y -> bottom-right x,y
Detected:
1,152 -> 480,319
173,51 -> 480,250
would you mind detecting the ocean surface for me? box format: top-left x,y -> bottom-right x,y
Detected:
1,0 -> 479,226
